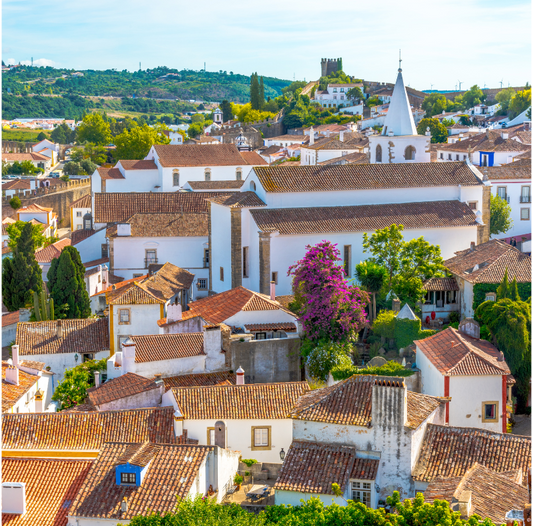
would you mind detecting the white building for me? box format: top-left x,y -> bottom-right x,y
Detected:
17,203 -> 57,238
300,131 -> 368,166
69,194 -> 91,231
312,83 -> 363,109
415,321 -> 511,433
32,139 -> 59,166
209,161 -> 490,296
3,152 -> 52,172
2,178 -> 36,198
368,67 -> 431,164
162,378 -> 309,464
263,135 -> 307,148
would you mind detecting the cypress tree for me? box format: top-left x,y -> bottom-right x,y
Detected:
509,277 -> 520,301
2,222 -> 43,311
496,268 -> 510,299
250,73 -> 260,110
221,100 -> 232,122
259,76 -> 265,110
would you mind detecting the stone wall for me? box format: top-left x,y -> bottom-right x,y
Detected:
229,337 -> 301,383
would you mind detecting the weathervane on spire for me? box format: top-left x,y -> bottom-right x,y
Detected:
399,49 -> 402,72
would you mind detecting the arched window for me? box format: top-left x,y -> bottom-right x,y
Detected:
405,146 -> 416,161
376,144 -> 382,163
83,212 -> 93,231
172,169 -> 179,187
485,292 -> 497,302
250,181 -> 256,191
236,168 -> 242,181
205,169 -> 211,181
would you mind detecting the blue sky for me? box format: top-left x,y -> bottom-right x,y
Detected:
3,0 -> 531,90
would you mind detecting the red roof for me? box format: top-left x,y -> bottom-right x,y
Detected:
34,239 -> 71,263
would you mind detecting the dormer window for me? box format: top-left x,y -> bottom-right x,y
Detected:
121,473 -> 136,485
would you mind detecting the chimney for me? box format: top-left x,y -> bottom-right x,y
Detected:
309,127 -> 314,145
458,318 -> 480,339
371,377 -> 407,428
117,223 -> 131,236
501,131 -> 509,140
121,338 -> 136,372
270,281 -> 276,301
94,370 -> 101,388
458,491 -> 472,518
56,320 -> 63,339
11,345 -> 19,369
392,298 -> 401,313
425,126 -> 431,136
470,241 -> 476,250
167,303 -> 182,324
203,325 -> 222,366
339,130 -> 345,142
236,366 -> 245,385
34,388 -> 44,413
2,482 -> 26,515
5,365 -> 19,386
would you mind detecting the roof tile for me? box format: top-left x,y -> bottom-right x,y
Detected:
162,371 -> 236,390
130,333 -> 205,363
87,372 -> 159,407
2,361 -> 39,413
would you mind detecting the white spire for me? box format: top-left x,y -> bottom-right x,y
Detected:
381,67 -> 417,137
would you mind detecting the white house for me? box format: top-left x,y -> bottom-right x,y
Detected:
274,375 -> 447,506
69,194 -> 91,231
17,203 -> 57,238
15,318 -> 110,384
312,83 -> 363,109
162,377 -> 310,464
107,325 -> 226,380
415,321 -> 511,434
263,135 -> 307,148
3,152 -> 52,171
2,178 -> 36,198
209,161 -> 490,296
183,180 -> 244,192
368,67 -> 431,164
32,139 -> 59,166
84,264 -> 108,298
486,160 -> 531,243
300,131 -> 368,166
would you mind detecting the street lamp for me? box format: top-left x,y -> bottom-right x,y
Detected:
74,353 -> 79,363
279,448 -> 285,461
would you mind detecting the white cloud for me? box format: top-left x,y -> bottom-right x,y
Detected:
20,58 -> 56,67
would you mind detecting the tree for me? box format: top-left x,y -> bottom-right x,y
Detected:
48,246 -> 91,318
250,73 -> 261,111
477,296 -> 531,410
19,160 -> 38,174
76,113 -> 112,145
9,195 -> 22,210
51,122 -> 76,144
113,124 -> 170,160
51,358 -> 107,410
36,131 -> 47,141
6,220 -> 47,250
70,143 -> 107,165
191,114 -> 205,124
461,85 -> 486,109
2,222 -> 43,311
508,89 -> 531,118
187,122 -> 204,139
495,88 -> 516,114
63,161 -> 82,176
347,86 -> 364,101
306,340 -> 353,381
416,118 -> 448,143
259,76 -> 265,110
355,260 -> 387,322
288,241 -> 368,342
221,100 -> 233,122
490,193 -> 513,235
362,224 -> 444,306
421,93 -> 451,117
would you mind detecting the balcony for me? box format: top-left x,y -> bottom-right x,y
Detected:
520,195 -> 531,203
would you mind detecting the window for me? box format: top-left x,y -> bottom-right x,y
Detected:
446,290 -> 457,304
76,224 -> 82,230
236,168 -> 242,180
439,153 -> 444,159
251,426 -> 271,450
521,186 -> 531,203
405,146 -> 416,160
205,169 -> 211,181
255,332 -> 266,340
133,273 -> 143,278
98,274 -> 101,283
482,154 -> 489,166
485,292 -> 497,301
121,472 -> 136,485
482,401 -> 499,423
340,88 -> 344,92
468,202 -> 477,210
173,170 -> 180,187
243,246 -> 249,278
250,180 -> 256,191
203,248 -> 210,268
82,353 -> 94,362
448,154 -> 452,160
343,245 -> 352,277
333,95 -> 337,100
118,335 -> 130,349
375,144 -> 382,163
463,155 -> 467,160
145,249 -> 157,267
333,88 -> 337,93
220,267 -> 224,282
207,427 -> 215,445
497,186 -> 507,201
456,154 -> 459,160
76,211 -> 82,217
521,208 -> 530,220
119,309 -> 130,324
197,278 -> 208,290
271,271 -> 278,284
351,481 -> 371,506
101,244 -> 109,258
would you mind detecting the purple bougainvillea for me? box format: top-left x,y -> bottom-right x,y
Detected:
288,240 -> 369,342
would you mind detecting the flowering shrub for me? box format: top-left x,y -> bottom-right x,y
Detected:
288,241 -> 369,342
306,340 -> 353,381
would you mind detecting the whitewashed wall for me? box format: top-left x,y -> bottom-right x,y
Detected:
111,304 -> 162,353
416,348 -> 445,398
490,177 -> 531,240
210,204 -> 232,292
72,207 -> 91,231
75,229 -> 107,264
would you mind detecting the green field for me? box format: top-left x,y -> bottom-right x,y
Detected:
2,128 -> 52,142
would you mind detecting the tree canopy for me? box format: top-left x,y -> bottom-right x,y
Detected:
495,88 -> 516,114
416,118 -> 448,143
76,113 -> 112,145
113,123 -> 170,159
489,193 -> 513,236
508,88 -> 531,118
6,220 -> 48,251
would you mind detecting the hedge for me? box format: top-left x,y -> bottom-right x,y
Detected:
331,360 -> 415,381
372,310 -> 436,349
473,282 -> 531,312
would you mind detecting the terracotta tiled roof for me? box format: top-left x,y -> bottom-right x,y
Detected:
304,135 -> 368,151
2,458 -> 93,526
318,152 -> 369,165
187,180 -> 244,190
87,373 -> 159,407
2,361 -> 39,413
170,382 -> 309,419
274,294 -> 295,309
107,282 -> 165,305
274,441 -> 358,495
18,203 -> 53,213
2,178 -> 32,190
2,310 -> 20,326
153,143 -> 252,167
83,257 -> 109,268
412,424 -> 531,482
69,194 -> 91,208
142,262 -> 195,300
244,322 -> 297,332
3,152 -> 49,161
422,277 -> 459,291
351,457 -> 380,480
415,327 -> 510,376
485,159 -> 531,180
97,167 -> 124,180
16,318 -> 110,356
444,239 -> 531,284
19,360 -> 46,372
290,375 -> 444,429
207,191 -> 266,208
250,201 -> 477,235
71,228 -> 96,245
2,407 -> 176,451
261,145 -> 283,156
34,238 -> 71,263
162,371 -> 236,390
240,151 -> 269,165
118,159 -> 158,170
424,463 -> 530,524
68,442 -> 210,520
438,130 -> 530,152
162,286 -> 295,326
130,333 -> 205,363
107,212 -> 208,237
94,192 -> 222,223
93,274 -> 147,297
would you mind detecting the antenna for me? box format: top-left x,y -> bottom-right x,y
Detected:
399,49 -> 402,71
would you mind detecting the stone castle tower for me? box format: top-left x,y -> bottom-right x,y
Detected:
321,58 -> 339,77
